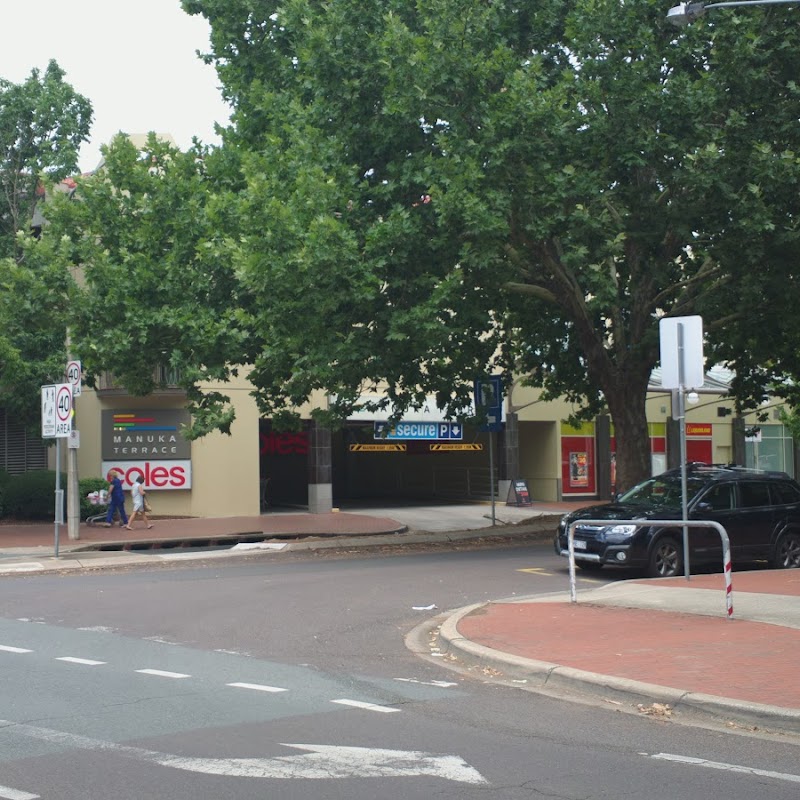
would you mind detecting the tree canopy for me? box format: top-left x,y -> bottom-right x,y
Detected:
0,61 -> 91,427
30,1 -> 800,490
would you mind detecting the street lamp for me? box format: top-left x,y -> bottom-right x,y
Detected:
667,0 -> 800,26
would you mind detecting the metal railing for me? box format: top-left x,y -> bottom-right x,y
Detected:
566,519 -> 733,618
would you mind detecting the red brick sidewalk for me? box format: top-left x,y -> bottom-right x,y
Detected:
457,570 -> 800,710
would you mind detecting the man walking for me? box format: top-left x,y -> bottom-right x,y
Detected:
104,469 -> 129,528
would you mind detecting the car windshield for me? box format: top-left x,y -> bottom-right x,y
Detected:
617,475 -> 706,510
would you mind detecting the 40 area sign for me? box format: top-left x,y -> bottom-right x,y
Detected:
41,383 -> 73,438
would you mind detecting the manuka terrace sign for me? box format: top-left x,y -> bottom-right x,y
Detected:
102,410 -> 191,460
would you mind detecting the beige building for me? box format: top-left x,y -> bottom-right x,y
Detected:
42,364 -> 793,519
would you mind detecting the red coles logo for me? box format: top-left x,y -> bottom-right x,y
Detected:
107,463 -> 188,488
260,432 -> 309,456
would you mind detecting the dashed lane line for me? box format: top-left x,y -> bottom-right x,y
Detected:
0,784 -> 39,800
331,699 -> 400,713
56,657 -> 106,666
227,682 -> 288,693
135,669 -> 191,679
0,646 -> 32,654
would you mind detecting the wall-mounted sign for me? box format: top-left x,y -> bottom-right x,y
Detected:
349,443 -> 407,452
429,443 -> 482,451
101,460 -> 191,490
686,423 -> 712,437
374,421 -> 463,440
102,410 -> 191,460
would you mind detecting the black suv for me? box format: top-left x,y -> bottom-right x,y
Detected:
554,465 -> 800,578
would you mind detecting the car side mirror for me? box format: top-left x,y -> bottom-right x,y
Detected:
696,501 -> 713,512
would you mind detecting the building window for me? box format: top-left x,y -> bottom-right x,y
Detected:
0,409 -> 48,474
745,424 -> 794,477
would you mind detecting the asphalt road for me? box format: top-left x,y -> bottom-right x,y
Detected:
0,540 -> 798,799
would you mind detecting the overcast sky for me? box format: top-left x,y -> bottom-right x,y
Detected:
0,0 -> 231,172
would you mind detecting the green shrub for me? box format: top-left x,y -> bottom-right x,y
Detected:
0,469 -> 10,518
2,470 -> 63,520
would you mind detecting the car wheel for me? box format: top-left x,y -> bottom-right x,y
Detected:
647,536 -> 682,578
576,562 -> 604,572
772,531 -> 800,569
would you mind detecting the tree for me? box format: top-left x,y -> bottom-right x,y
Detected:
47,2 -> 800,491
0,60 -> 92,258
179,0 -> 800,489
0,61 -> 92,427
42,134 -> 250,438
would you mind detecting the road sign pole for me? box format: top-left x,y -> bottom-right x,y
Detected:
54,438 -> 61,558
489,432 -> 496,526
678,323 -> 690,581
65,363 -> 81,541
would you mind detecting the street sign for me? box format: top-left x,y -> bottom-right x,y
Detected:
66,360 -> 82,396
54,383 -> 73,437
374,421 -> 463,440
474,375 -> 503,432
659,316 -> 704,389
41,383 -> 72,438
41,385 -> 56,438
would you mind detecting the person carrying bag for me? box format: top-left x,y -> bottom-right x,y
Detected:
126,475 -> 154,530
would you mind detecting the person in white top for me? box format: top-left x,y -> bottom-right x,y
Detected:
126,475 -> 154,530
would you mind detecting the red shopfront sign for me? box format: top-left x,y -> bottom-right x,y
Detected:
259,431 -> 309,456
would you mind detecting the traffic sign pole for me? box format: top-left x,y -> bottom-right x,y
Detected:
65,362 -> 82,542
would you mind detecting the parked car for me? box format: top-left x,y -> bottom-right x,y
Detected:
554,465 -> 800,578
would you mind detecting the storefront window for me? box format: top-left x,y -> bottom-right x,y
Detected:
745,424 -> 795,477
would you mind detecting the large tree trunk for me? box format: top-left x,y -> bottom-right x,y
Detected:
602,373 -> 653,493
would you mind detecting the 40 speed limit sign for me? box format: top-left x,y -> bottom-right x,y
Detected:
41,383 -> 73,438
66,359 -> 82,396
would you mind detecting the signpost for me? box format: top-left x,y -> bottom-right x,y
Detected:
64,360 -> 82,541
41,383 -> 73,557
474,376 -> 505,525
659,315 -> 704,580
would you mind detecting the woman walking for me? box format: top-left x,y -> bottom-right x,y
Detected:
126,475 -> 153,530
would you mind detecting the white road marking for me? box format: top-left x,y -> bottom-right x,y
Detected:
56,657 -> 106,666
0,721 -> 486,784
394,678 -> 458,687
0,564 -> 43,573
650,753 -> 800,784
135,669 -> 190,679
331,699 -> 400,713
0,646 -> 32,654
227,682 -> 287,693
0,785 -> 39,800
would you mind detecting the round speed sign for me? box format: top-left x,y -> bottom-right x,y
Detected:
66,360 -> 81,387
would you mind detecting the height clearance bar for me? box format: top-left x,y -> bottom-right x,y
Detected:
430,443 -> 483,451
349,443 -> 407,452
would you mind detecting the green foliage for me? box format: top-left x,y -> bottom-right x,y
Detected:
1,470 -> 61,520
41,135 -> 248,439
0,61 -> 91,429
0,60 -> 92,259
186,0 -> 800,487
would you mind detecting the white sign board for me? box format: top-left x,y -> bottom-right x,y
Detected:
659,315 -> 704,390
41,385 -> 56,438
42,383 -> 73,438
66,360 -> 82,396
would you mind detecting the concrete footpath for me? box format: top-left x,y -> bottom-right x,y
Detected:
1,503 -> 799,737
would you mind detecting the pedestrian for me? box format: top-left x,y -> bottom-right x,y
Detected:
104,469 -> 129,528
126,475 -> 154,530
